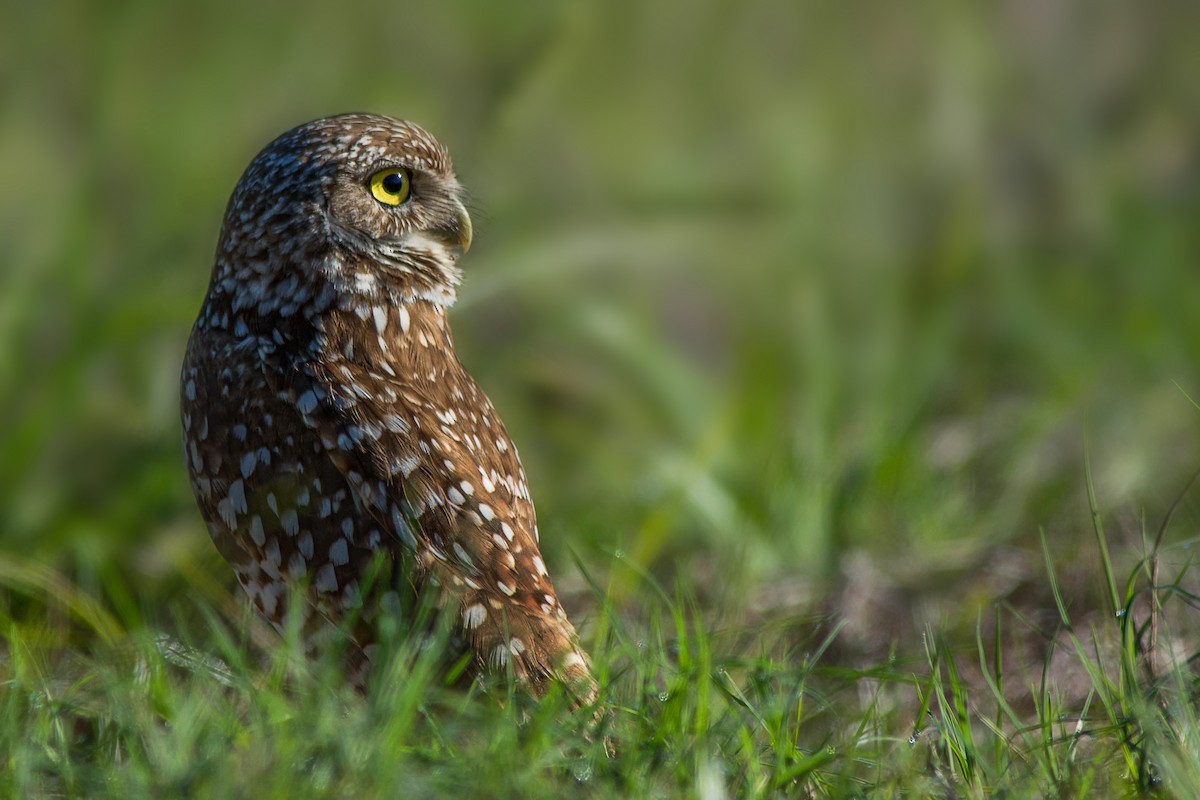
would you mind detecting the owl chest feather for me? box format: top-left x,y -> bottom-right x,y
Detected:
307,299 -> 542,556
182,294 -> 547,620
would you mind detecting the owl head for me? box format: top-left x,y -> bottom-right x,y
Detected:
214,114 -> 473,310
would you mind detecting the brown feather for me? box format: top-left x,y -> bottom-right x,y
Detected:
181,114 -> 595,701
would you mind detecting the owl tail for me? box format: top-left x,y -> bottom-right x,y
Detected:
464,595 -> 597,705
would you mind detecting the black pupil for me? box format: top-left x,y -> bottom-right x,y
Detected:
381,172 -> 405,194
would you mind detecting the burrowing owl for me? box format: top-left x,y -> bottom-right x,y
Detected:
181,114 -> 594,699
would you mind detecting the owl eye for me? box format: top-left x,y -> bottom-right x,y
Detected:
369,167 -> 411,206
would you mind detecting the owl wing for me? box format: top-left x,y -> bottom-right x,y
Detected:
264,345 -> 593,694
183,330 -> 404,686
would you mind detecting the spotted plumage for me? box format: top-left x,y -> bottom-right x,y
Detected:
181,114 -> 594,698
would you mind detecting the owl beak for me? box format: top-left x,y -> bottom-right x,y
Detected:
454,199 -> 473,253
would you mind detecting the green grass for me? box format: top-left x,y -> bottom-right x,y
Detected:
4,0 -> 1200,796
4,522 -> 1200,797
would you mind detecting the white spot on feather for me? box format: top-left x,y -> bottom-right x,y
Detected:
249,515 -> 265,546
297,390 -> 318,414
383,414 -> 409,433
391,506 -> 417,549
462,604 -> 486,629
452,542 -> 474,568
329,538 -> 349,566
354,272 -> 376,293
314,563 -> 338,593
389,455 -> 420,477
260,584 -> 280,616
491,644 -> 508,668
264,538 -> 281,567
217,498 -> 236,527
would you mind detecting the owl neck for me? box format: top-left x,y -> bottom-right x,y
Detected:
203,243 -> 460,324
317,294 -> 460,378
332,264 -> 460,308
328,233 -> 463,308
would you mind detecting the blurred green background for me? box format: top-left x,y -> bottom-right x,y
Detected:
2,0 -> 1199,640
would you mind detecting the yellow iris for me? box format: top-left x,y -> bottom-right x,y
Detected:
369,167 -> 411,206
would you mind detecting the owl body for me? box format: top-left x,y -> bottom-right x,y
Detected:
181,115 -> 592,696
